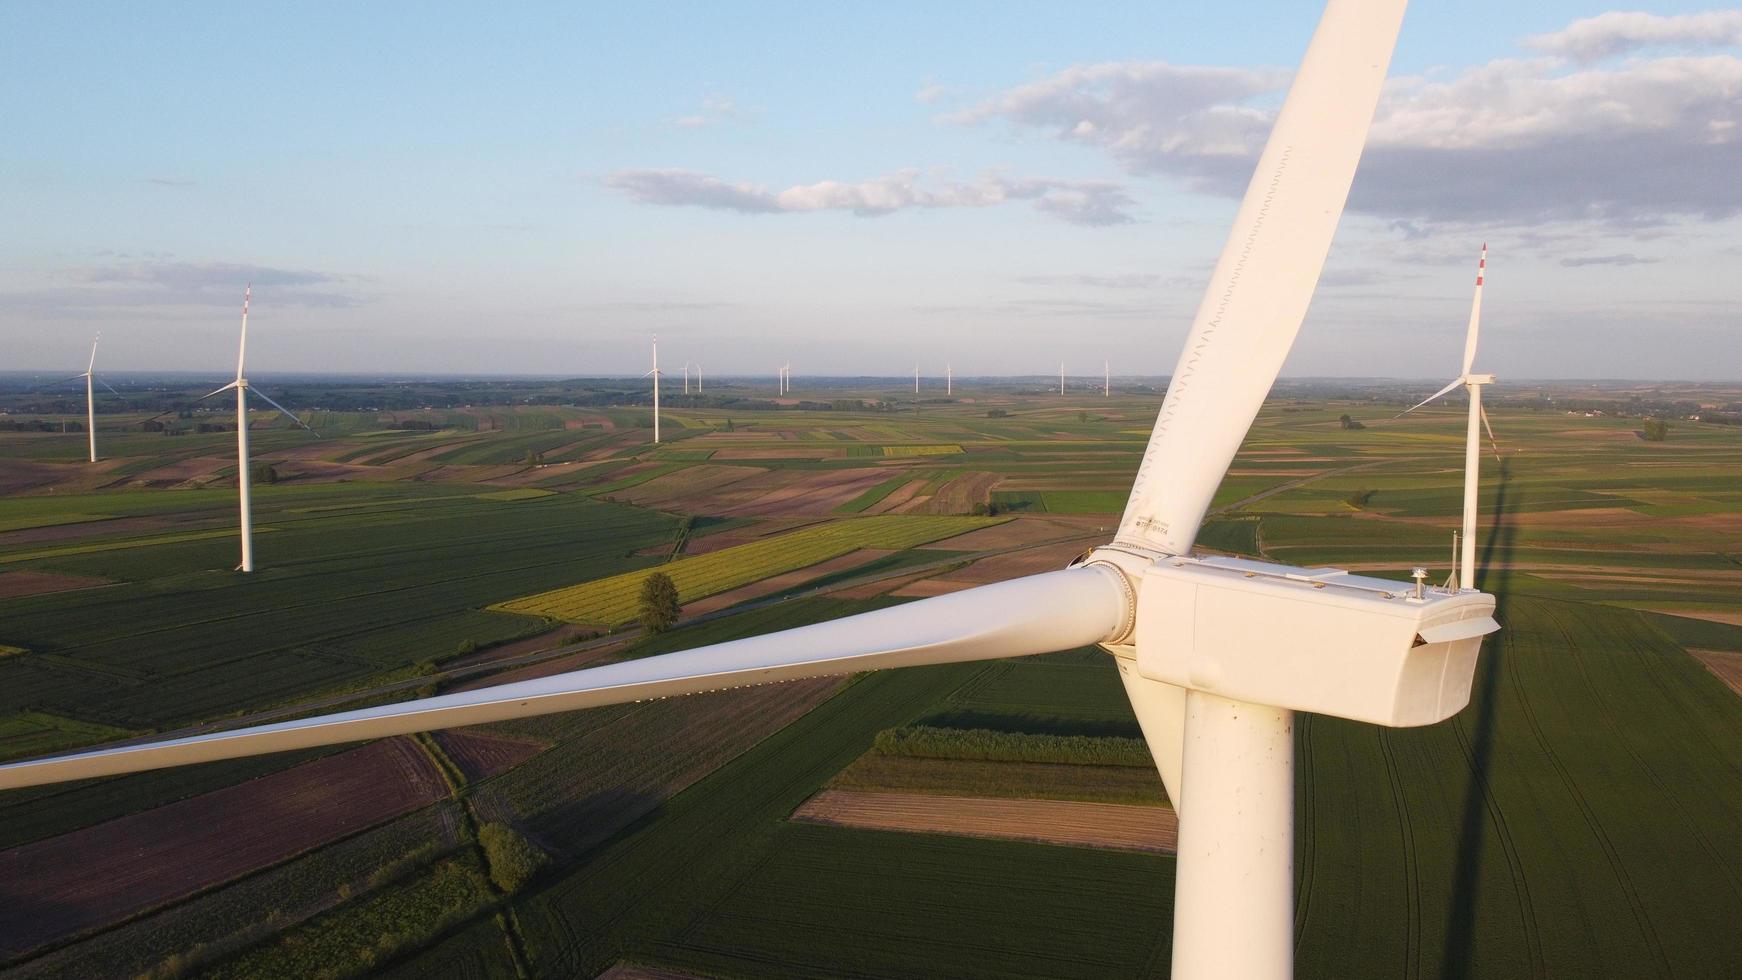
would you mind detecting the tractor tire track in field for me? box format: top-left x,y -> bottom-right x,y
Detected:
1449,699 -> 1544,979
1515,604 -> 1672,976
1293,714 -> 1316,948
1377,729 -> 1422,979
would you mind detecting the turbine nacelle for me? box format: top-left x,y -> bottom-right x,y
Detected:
1126,554 -> 1496,728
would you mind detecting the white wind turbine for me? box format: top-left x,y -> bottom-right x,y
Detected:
946,362 -> 953,396
1104,359 -> 1110,398
643,335 -> 663,444
41,335 -> 123,462
913,363 -> 920,394
199,286 -> 317,573
0,6 -> 1497,977
683,360 -> 691,395
1395,245 -> 1499,591
1059,361 -> 1065,395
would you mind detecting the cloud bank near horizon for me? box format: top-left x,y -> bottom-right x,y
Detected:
604,169 -> 1137,226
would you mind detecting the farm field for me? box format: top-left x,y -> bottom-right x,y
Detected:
0,377 -> 1739,978
494,514 -> 1002,626
793,790 -> 1179,854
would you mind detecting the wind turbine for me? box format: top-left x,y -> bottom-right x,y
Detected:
947,362 -> 953,396
644,336 -> 663,444
199,286 -> 316,573
683,361 -> 691,395
914,364 -> 920,394
1395,245 -> 1498,591
1059,362 -> 1065,396
40,335 -> 122,462
0,6 -> 1495,977
696,362 -> 703,393
82,337 -> 104,462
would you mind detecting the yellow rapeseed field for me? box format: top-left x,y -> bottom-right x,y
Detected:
493,515 -> 1000,625
882,445 -> 963,458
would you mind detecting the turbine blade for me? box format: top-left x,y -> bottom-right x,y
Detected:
1392,377 -> 1464,419
0,566 -> 1129,790
1117,0 -> 1407,554
88,336 -> 100,373
1481,404 -> 1500,460
198,381 -> 240,401
236,284 -> 250,381
1461,244 -> 1486,377
97,379 -> 123,398
249,388 -> 316,434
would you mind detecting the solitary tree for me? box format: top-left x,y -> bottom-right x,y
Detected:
478,822 -> 547,893
638,572 -> 681,633
1339,413 -> 1366,430
1642,418 -> 1670,442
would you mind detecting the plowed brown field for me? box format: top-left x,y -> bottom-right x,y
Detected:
435,730 -> 551,781
0,737 -> 447,958
792,790 -> 1177,854
1690,649 -> 1742,696
0,570 -> 114,598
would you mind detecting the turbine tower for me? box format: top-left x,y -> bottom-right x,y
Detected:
84,337 -> 99,461
0,7 -> 1488,978
196,286 -> 316,572
947,363 -> 953,396
683,361 -> 691,395
1396,245 -> 1498,590
914,364 -> 919,394
1059,362 -> 1065,396
44,336 -> 121,462
644,335 -> 662,444
696,362 -> 703,393
1105,360 -> 1110,398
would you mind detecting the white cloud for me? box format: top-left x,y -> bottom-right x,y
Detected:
606,168 -> 1136,225
672,93 -> 742,129
0,262 -> 365,315
1015,273 -> 1161,289
1524,11 -> 1742,62
914,83 -> 950,104
1558,252 -> 1659,266
948,36 -> 1742,230
947,62 -> 1287,178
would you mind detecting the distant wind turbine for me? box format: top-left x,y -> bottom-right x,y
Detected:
197,286 -> 316,572
683,361 -> 691,395
41,335 -> 123,462
1105,360 -> 1110,398
1059,362 -> 1065,396
914,364 -> 920,394
1396,245 -> 1498,590
644,335 -> 663,444
947,363 -> 953,396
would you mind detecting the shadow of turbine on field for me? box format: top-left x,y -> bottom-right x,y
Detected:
1442,459 -> 1517,980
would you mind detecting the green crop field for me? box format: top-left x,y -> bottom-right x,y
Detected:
2,379 -> 1740,979
0,488 -> 676,737
494,515 -> 1002,625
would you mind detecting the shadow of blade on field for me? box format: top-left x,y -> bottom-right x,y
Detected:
1442,459 -> 1517,980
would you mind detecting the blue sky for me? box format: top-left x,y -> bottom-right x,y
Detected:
3,2 -> 1739,379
